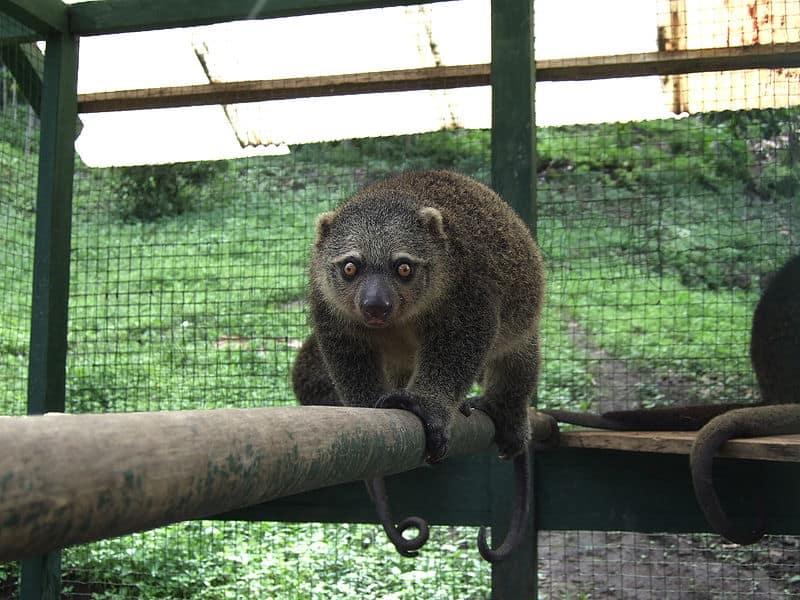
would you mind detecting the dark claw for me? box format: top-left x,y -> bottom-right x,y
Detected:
376,391 -> 449,464
375,390 -> 417,412
425,427 -> 448,464
459,401 -> 473,417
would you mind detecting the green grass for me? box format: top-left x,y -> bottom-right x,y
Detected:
2,109 -> 799,597
62,522 -> 490,600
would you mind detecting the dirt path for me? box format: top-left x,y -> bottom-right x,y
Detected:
564,319 -> 699,413
538,532 -> 797,599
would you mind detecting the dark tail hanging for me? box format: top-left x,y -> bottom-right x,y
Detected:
364,478 -> 430,557
688,405 -> 800,545
477,450 -> 531,562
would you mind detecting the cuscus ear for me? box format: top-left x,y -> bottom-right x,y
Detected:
418,207 -> 446,240
314,211 -> 336,247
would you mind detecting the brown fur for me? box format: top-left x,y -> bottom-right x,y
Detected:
690,253 -> 800,544
293,170 -> 545,561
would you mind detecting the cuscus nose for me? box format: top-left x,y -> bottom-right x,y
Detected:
360,297 -> 392,323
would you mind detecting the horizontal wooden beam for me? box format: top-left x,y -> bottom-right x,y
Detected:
538,42 -> 800,82
0,0 -> 67,35
557,430 -> 800,462
68,0 -> 454,36
0,405 -> 561,561
77,64 -> 489,113
76,42 -> 800,114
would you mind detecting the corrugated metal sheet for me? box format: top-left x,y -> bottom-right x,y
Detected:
69,0 -> 671,166
191,3 -> 489,148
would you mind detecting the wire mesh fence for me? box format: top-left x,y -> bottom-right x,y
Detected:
0,46 -> 37,419
536,2 -> 800,598
0,16 -> 40,597
2,0 -> 800,598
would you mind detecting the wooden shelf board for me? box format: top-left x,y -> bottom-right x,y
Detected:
554,430 -> 800,463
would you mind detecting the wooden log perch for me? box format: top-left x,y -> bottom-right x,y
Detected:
0,406 -> 555,561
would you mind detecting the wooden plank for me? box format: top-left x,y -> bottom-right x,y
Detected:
68,0 -> 454,36
0,0 -> 67,35
77,64 -> 489,113
75,42 -> 800,115
538,42 -> 800,81
555,430 -> 800,463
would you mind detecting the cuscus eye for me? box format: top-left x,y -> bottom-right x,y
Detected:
396,263 -> 413,279
342,261 -> 359,278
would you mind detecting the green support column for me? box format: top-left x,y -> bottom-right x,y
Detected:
490,0 -> 536,598
22,29 -> 79,600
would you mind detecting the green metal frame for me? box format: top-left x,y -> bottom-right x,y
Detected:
68,0 -> 454,35
0,43 -> 44,116
221,451 -> 800,534
487,1 -> 536,597
22,26 -> 79,600
0,0 -> 66,35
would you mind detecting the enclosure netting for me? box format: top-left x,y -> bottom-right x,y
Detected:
0,19 -> 40,598
1,0 -> 800,598
0,39 -> 37,417
536,0 -> 800,597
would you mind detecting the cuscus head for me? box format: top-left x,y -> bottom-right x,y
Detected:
312,197 -> 448,328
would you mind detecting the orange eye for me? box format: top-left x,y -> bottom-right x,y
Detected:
342,262 -> 358,278
397,263 -> 412,278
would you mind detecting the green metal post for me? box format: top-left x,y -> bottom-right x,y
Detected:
491,0 -> 536,232
490,0 -> 536,598
22,29 -> 79,600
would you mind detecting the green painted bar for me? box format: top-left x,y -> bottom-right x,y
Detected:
536,448 -> 800,535
490,0 -> 536,232
489,0 -> 536,597
218,453 -> 496,526
0,43 -> 44,115
68,0 -> 454,36
0,12 -> 37,44
0,0 -> 67,34
27,32 -> 77,415
22,29 -> 79,600
222,447 -> 800,537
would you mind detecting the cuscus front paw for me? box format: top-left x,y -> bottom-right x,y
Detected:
469,396 -> 530,460
376,390 -> 449,464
